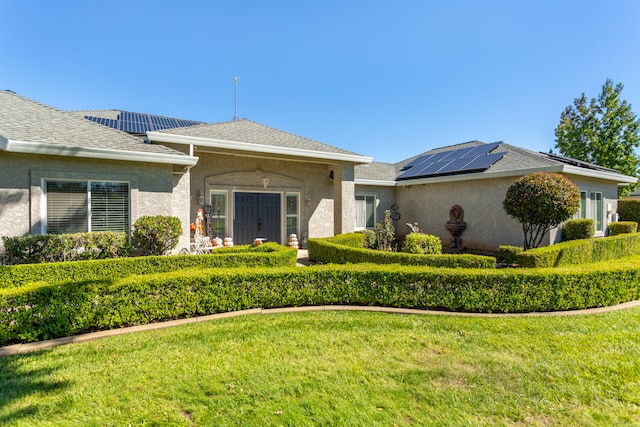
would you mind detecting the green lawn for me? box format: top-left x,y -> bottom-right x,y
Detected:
1,309 -> 639,426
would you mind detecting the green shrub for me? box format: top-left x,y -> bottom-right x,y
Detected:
618,199 -> 640,224
363,230 -> 376,249
374,211 -> 395,251
503,172 -> 580,249
3,257 -> 640,345
132,216 -> 182,256
498,245 -> 524,265
516,232 -> 640,267
0,242 -> 296,289
404,233 -> 442,254
2,232 -> 130,265
308,234 -> 495,268
608,221 -> 638,236
562,219 -> 594,241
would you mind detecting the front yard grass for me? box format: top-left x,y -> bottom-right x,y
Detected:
1,309 -> 639,426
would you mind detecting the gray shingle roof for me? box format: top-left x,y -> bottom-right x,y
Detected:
0,91 -> 185,157
355,140 -> 632,182
153,119 -> 365,157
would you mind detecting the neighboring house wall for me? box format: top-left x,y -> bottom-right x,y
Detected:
0,152 -> 180,252
189,151 -> 349,243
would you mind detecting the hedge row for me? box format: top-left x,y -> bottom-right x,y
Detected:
516,232 -> 640,268
2,232 -> 130,265
0,243 -> 297,289
3,257 -> 640,345
618,199 -> 640,224
308,234 -> 496,268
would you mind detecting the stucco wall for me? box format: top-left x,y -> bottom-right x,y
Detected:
0,152 -> 180,252
189,151 -> 347,243
395,177 -> 523,252
394,173 -> 622,252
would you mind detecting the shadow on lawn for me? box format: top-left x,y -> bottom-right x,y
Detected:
0,351 -> 70,423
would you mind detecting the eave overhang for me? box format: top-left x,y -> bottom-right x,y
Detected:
147,131 -> 373,165
0,136 -> 198,166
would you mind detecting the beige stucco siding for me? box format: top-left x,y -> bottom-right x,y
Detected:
190,151 -> 352,243
395,176 -> 524,252
394,173 -> 622,252
0,152 -> 182,252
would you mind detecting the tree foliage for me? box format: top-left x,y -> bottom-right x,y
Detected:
503,172 -> 580,250
554,79 -> 640,196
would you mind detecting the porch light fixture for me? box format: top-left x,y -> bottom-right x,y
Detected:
197,190 -> 205,205
305,194 -> 311,206
262,176 -> 269,189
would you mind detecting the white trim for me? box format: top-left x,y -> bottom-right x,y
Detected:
355,179 -> 397,187
562,165 -> 637,185
147,131 -> 373,164
359,165 -> 637,187
1,138 -> 198,166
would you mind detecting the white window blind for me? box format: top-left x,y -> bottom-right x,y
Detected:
90,182 -> 129,232
46,180 -> 129,234
46,181 -> 88,234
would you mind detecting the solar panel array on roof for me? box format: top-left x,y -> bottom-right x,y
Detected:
85,111 -> 202,134
396,142 -> 506,180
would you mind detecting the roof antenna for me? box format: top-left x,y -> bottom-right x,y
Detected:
233,76 -> 239,121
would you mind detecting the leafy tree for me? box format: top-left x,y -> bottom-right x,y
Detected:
503,172 -> 580,250
554,79 -> 640,196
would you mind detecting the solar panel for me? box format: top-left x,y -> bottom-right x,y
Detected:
85,111 -> 202,134
460,151 -> 506,171
465,142 -> 501,157
396,144 -> 506,180
434,156 -> 477,174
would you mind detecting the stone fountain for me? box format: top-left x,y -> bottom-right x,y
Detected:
444,204 -> 466,253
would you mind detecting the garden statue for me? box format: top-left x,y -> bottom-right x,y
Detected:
444,204 -> 466,252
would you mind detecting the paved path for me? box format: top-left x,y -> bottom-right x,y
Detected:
2,299 -> 639,357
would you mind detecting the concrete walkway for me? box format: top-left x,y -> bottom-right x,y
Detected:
2,299 -> 639,357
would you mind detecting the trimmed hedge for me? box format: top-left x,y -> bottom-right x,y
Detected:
2,232 -> 130,265
404,233 -> 442,254
516,232 -> 640,268
0,242 -> 297,289
2,257 -> 640,345
561,219 -> 594,241
608,221 -> 638,236
618,199 -> 640,224
308,234 -> 495,268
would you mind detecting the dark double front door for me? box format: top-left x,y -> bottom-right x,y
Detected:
234,192 -> 281,244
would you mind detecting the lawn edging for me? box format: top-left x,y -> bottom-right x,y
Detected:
3,300 -> 640,357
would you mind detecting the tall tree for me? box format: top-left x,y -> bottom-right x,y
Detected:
554,79 -> 640,196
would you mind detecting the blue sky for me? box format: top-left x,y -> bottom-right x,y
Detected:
1,1 -> 639,163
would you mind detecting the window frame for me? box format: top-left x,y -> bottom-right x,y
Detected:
44,179 -> 130,235
286,192 -> 300,238
209,190 -> 228,238
355,194 -> 376,230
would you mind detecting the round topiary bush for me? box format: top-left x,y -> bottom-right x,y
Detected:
404,233 -> 442,254
503,172 -> 580,249
132,215 -> 182,256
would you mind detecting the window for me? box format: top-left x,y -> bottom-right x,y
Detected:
286,193 -> 299,237
590,192 -> 603,233
575,190 -> 603,233
355,195 -> 376,229
209,191 -> 227,238
45,180 -> 129,234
